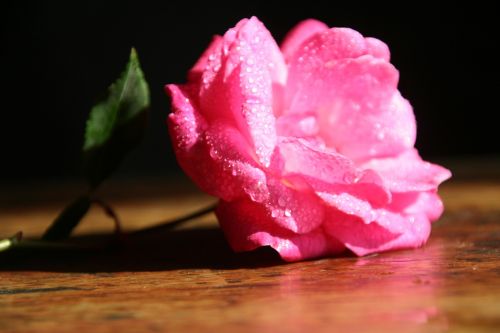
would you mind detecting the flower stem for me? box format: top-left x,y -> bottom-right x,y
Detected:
0,202 -> 217,253
129,202 -> 217,237
91,198 -> 122,236
0,232 -> 22,253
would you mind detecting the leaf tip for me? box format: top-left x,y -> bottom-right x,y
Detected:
130,47 -> 139,63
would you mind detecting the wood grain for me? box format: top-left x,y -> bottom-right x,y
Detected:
0,179 -> 499,333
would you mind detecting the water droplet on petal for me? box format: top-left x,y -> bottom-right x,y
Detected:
284,209 -> 292,217
343,173 -> 355,184
209,148 -> 220,159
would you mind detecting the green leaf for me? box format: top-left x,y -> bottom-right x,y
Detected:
42,196 -> 91,241
83,48 -> 150,189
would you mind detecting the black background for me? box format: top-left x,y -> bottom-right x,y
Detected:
1,1 -> 497,182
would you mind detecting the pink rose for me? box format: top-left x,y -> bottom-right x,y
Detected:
166,17 -> 451,261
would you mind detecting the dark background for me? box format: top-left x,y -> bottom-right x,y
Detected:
1,1 -> 498,183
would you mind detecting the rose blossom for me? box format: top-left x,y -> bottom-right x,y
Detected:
166,17 -> 451,261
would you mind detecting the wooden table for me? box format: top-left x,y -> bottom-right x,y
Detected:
1,178 -> 499,332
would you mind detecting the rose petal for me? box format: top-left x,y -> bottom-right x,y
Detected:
417,192 -> 445,222
324,207 -> 431,256
203,122 -> 271,202
281,19 -> 329,63
264,175 -> 325,234
286,27 -> 416,160
318,192 -> 377,224
166,84 -> 206,149
196,17 -> 287,166
276,112 -> 320,139
360,149 -> 452,192
365,37 -> 391,61
167,88 -> 269,202
389,191 -> 445,222
278,137 -> 391,206
324,210 -> 398,256
319,181 -> 443,256
289,56 -> 414,160
319,90 -> 416,161
216,199 -> 344,261
279,137 -> 353,182
374,211 -> 432,253
188,35 -> 223,83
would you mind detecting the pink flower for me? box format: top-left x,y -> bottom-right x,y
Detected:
166,17 -> 451,262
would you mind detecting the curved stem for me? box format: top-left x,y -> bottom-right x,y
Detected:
1,202 -> 217,253
91,198 -> 122,236
130,202 -> 217,237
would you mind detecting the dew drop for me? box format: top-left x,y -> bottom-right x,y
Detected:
343,173 -> 355,184
284,209 -> 292,217
209,148 -> 220,159
351,102 -> 360,111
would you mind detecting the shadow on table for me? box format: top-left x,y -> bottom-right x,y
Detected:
0,226 -> 293,272
2,207 -> 499,273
